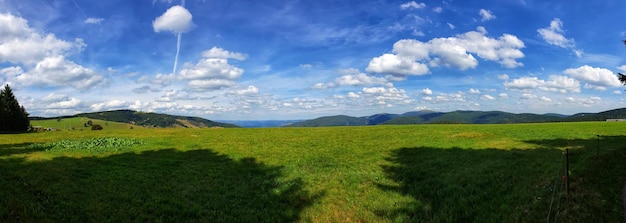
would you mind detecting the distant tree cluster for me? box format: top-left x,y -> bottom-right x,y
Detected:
0,84 -> 30,132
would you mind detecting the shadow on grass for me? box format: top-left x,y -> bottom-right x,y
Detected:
0,143 -> 50,157
378,136 -> 626,222
0,149 -> 318,222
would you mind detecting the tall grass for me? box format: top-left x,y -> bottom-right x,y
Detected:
1,122 -> 624,222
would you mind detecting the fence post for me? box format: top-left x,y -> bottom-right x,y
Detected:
565,148 -> 569,196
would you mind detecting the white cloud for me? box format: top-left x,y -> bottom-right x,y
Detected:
90,100 -> 129,111
153,5 -> 193,33
613,90 -> 622,95
400,1 -> 426,10
481,95 -> 495,100
447,23 -> 455,30
15,56 -> 107,90
366,53 -> 430,76
0,13 -> 85,65
497,74 -> 509,80
499,93 -> 509,99
479,9 -> 496,21
187,79 -> 235,91
137,73 -> 177,87
202,47 -> 247,60
468,88 -> 481,94
0,66 -> 23,82
520,93 -> 537,99
367,27 -> 525,76
504,75 -> 580,93
563,96 -> 602,107
232,85 -> 259,95
336,70 -> 389,86
537,18 -> 582,57
433,7 -> 443,13
179,58 -> 243,80
312,82 -> 334,89
420,88 -> 432,95
539,96 -> 552,102
563,65 -> 622,90
617,65 -> 626,73
84,18 -> 104,24
347,92 -> 361,98
537,18 -> 572,48
361,85 -> 412,106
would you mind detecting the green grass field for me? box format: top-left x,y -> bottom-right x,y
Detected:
30,117 -> 141,131
1,122 -> 625,222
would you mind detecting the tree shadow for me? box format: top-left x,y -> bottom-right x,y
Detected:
0,149 -> 319,222
377,147 -> 562,222
378,137 -> 626,222
0,143 -> 50,157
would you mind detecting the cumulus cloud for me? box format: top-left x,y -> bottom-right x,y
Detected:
178,48 -> 246,91
361,85 -> 412,106
188,79 -> 236,91
232,85 -> 259,95
335,69 -> 389,86
0,13 -> 85,65
481,95 -> 495,100
366,27 -> 525,76
520,93 -> 537,100
537,18 -> 573,48
537,18 -> 581,57
499,93 -> 509,99
15,56 -> 106,90
366,53 -> 430,76
539,96 -> 552,102
468,88 -> 481,94
84,18 -> 104,24
179,58 -> 243,80
563,65 -> 622,90
400,1 -> 426,10
420,88 -> 432,95
202,47 -> 248,60
90,100 -> 129,111
479,9 -> 496,21
152,5 -> 193,33
503,75 -> 580,93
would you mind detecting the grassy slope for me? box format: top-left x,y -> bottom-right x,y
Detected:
1,122 -> 625,222
31,117 -> 141,131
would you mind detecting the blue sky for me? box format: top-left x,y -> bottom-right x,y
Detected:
1,0 -> 625,120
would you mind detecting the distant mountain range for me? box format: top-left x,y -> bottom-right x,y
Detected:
286,108 -> 626,127
216,120 -> 304,128
31,109 -> 239,128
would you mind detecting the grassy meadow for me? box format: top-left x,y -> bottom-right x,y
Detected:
1,121 -> 625,222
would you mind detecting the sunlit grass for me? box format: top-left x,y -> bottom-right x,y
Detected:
1,122 -> 624,222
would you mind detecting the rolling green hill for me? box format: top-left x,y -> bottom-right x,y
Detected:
286,115 -> 367,127
31,117 -> 141,131
562,108 -> 626,122
31,110 -> 239,128
287,108 -> 626,127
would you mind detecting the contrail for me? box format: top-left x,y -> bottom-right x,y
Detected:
172,0 -> 186,75
173,32 -> 182,74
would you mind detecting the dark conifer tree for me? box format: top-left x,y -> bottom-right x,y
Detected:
0,84 -> 30,132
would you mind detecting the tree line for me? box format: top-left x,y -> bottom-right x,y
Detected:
0,84 -> 30,133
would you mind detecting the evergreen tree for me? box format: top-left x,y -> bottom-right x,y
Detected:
0,84 -> 30,132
